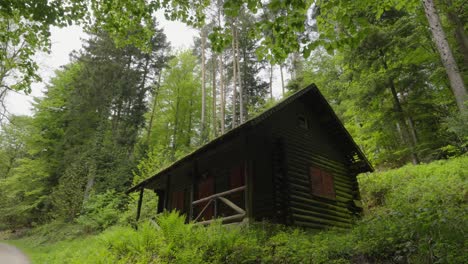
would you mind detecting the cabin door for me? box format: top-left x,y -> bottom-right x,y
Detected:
219,162 -> 246,218
196,174 -> 214,220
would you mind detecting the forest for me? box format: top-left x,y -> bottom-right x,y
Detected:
0,0 -> 467,263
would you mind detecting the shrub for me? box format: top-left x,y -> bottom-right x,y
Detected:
76,190 -> 124,232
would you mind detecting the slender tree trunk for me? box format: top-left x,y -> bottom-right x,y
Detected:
407,117 -> 419,145
269,63 -> 273,99
280,64 -> 285,96
242,45 -> 249,120
446,0 -> 468,69
396,122 -> 404,142
381,50 -> 419,164
146,71 -> 162,144
220,54 -> 225,134
422,0 -> 466,112
201,29 -> 207,142
232,23 -> 237,128
212,57 -> 217,138
218,5 -> 225,134
83,160 -> 96,204
83,116 -> 106,204
172,87 -> 181,159
236,27 -> 244,123
187,98 -> 193,147
389,81 -> 419,165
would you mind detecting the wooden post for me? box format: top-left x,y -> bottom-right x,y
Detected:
189,162 -> 196,221
164,174 -> 171,210
214,199 -> 218,218
244,161 -> 250,222
136,188 -> 144,222
156,189 -> 165,214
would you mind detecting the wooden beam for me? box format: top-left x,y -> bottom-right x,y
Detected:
193,199 -> 213,222
218,197 -> 245,214
195,213 -> 245,225
192,186 -> 245,205
136,188 -> 144,222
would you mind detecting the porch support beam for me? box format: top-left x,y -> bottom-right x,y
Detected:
136,187 -> 144,222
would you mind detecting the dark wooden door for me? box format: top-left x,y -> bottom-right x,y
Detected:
225,163 -> 245,216
196,175 -> 214,220
171,190 -> 185,213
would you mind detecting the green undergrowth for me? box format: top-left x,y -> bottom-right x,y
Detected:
4,156 -> 467,263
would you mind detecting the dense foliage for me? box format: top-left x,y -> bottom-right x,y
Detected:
4,156 -> 466,263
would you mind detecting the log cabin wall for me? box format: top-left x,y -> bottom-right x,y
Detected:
270,98 -> 360,229
247,123 -> 276,222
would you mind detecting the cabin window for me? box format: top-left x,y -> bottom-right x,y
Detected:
309,166 -> 336,199
297,115 -> 308,129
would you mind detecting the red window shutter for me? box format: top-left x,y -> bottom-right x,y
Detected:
309,167 -> 322,195
309,166 -> 336,199
321,171 -> 336,199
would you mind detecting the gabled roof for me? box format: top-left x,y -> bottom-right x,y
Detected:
127,83 -> 373,193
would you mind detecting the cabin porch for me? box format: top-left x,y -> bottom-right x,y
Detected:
134,161 -> 252,225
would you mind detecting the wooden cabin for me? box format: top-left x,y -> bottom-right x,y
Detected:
127,84 -> 373,229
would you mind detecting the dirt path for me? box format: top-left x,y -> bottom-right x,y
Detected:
0,243 -> 30,264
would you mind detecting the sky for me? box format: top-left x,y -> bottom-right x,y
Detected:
5,13 -> 285,116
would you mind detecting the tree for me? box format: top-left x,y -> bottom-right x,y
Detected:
422,0 -> 466,112
201,27 -> 208,140
0,116 -> 31,179
231,20 -> 238,128
146,51 -> 201,157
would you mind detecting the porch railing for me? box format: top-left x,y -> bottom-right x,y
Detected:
191,185 -> 246,225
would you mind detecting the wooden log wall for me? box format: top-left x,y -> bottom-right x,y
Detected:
272,103 -> 360,229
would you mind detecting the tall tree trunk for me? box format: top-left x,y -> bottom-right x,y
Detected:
390,82 -> 419,165
172,87 -> 181,160
407,116 -> 419,146
422,0 -> 467,112
220,54 -> 225,134
83,160 -> 96,205
446,0 -> 468,69
280,64 -> 285,96
212,57 -> 217,138
269,63 -> 273,99
201,29 -> 207,142
231,22 -> 237,128
241,42 -> 249,120
186,98 -> 193,147
146,71 -> 162,144
83,116 -> 106,204
381,50 -> 419,164
218,4 -> 225,134
236,27 -> 244,123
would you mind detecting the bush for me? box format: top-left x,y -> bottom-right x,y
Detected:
76,190 -> 125,232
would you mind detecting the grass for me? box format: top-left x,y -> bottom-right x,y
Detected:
3,156 -> 467,263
